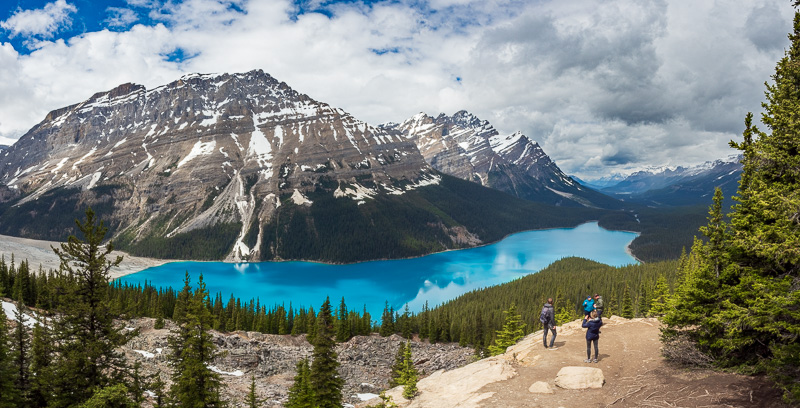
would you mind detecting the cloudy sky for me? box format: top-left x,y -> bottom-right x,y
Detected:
0,0 -> 794,179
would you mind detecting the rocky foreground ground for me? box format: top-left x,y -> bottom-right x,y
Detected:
3,299 -> 792,408
365,317 -> 790,408
121,318 -> 474,407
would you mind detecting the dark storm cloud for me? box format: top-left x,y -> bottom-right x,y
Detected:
601,148 -> 638,166
746,3 -> 789,52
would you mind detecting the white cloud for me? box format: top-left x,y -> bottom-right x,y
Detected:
105,7 -> 140,28
0,0 -> 77,39
0,0 -> 794,179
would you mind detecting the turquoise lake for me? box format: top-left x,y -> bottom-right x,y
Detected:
116,222 -> 638,316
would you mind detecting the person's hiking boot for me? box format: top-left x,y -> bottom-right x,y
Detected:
592,358 -> 598,363
548,347 -> 558,350
584,359 -> 591,363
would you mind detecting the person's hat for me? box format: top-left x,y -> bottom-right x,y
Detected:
594,293 -> 599,297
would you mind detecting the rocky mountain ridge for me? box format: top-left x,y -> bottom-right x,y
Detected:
596,155 -> 742,206
0,71 -> 447,261
385,111 -> 621,209
0,70 -> 606,263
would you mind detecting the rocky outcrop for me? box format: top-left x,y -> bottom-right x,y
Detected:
386,111 -> 621,209
121,318 -> 474,407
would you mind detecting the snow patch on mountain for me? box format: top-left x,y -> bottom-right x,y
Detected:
178,140 -> 217,168
291,189 -> 313,205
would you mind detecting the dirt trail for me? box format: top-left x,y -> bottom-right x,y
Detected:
479,316 -> 787,408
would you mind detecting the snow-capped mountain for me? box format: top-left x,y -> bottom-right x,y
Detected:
0,71 -> 604,263
0,70 -> 449,261
385,111 -> 620,208
597,156 -> 742,206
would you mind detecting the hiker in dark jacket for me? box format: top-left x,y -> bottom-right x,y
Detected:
593,293 -> 605,318
582,310 -> 603,363
540,298 -> 557,349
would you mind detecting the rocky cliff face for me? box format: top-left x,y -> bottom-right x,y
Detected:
386,111 -> 620,209
0,70 -> 439,261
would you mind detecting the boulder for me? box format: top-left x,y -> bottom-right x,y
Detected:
554,366 -> 604,389
528,381 -> 554,394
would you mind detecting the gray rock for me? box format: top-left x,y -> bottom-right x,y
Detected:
554,366 -> 605,389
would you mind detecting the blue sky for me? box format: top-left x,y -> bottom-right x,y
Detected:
0,0 -> 794,178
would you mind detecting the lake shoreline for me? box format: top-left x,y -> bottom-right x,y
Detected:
0,233 -> 169,280
0,221 -> 640,281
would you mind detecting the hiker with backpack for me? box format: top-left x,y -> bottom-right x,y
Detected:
582,310 -> 603,363
540,298 -> 557,350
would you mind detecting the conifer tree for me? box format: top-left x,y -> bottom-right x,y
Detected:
648,274 -> 671,317
0,311 -> 19,408
380,302 -> 394,337
148,372 -> 167,408
11,289 -> 31,406
621,284 -> 634,319
244,375 -> 265,408
662,7 -> 800,401
309,297 -> 343,408
389,342 -> 405,388
399,342 -> 419,400
401,304 -> 412,339
81,384 -> 137,408
286,358 -> 314,408
29,321 -> 54,408
167,274 -> 225,407
336,297 -> 349,342
637,281 -> 649,317
487,303 -> 525,356
50,208 -> 130,407
419,302 -> 429,340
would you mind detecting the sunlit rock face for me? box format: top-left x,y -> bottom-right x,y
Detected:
0,70 -> 437,260
386,111 -> 619,208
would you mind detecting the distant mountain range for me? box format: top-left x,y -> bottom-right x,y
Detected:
0,70 -> 608,262
384,111 -> 621,209
578,156 -> 742,207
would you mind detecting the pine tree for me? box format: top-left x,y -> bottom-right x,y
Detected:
399,342 -> 419,400
637,281 -> 649,317
661,7 -> 800,401
621,284 -> 634,319
168,274 -> 225,407
81,384 -> 137,408
380,301 -> 394,337
244,375 -> 265,408
285,359 -> 314,408
29,321 -> 54,408
148,372 -> 167,408
389,342 -> 405,388
0,310 -> 19,408
487,303 -> 525,356
401,304 -> 412,339
49,208 -> 130,407
309,297 -> 343,408
336,297 -> 349,342
419,302 -> 429,340
11,290 -> 31,406
648,274 -> 671,317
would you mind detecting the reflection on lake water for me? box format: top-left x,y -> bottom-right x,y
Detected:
117,222 -> 638,316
